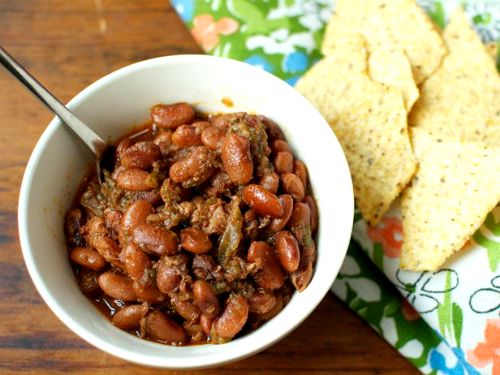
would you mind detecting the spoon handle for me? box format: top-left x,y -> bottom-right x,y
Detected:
0,46 -> 108,158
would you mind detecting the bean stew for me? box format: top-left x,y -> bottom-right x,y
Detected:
64,102 -> 318,346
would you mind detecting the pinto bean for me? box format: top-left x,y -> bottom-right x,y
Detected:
116,169 -> 158,191
169,146 -> 215,187
274,151 -> 293,174
247,242 -> 285,290
214,294 -> 249,339
121,141 -> 160,169
242,184 -> 283,218
70,247 -> 106,271
200,313 -> 214,335
171,124 -> 203,148
258,293 -> 284,321
290,202 -> 311,245
271,139 -> 291,153
248,291 -> 276,315
132,223 -> 178,256
201,126 -> 225,150
98,271 -> 136,301
153,130 -> 177,156
112,305 -> 147,331
133,281 -> 165,303
268,194 -> 294,233
151,102 -> 195,129
180,228 -> 212,254
82,217 -> 122,268
305,196 -> 318,234
281,173 -> 305,201
171,294 -> 201,321
156,254 -> 190,294
145,310 -> 187,344
291,245 -> 315,292
120,200 -> 153,244
294,160 -> 308,187
221,133 -> 253,185
192,280 -> 220,318
259,173 -> 279,194
210,112 -> 244,129
124,243 -> 152,284
275,230 -> 300,272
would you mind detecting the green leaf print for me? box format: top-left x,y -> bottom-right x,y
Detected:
428,1 -> 446,29
484,211 -> 500,236
437,272 -> 453,340
373,243 -> 384,270
227,0 -> 290,34
473,230 -> 500,271
452,303 -> 463,347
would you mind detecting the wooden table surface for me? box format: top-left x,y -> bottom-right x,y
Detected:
0,1 -> 417,373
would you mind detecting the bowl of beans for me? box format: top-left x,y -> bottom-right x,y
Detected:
18,55 -> 354,368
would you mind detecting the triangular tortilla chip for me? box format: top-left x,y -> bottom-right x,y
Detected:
322,0 -> 447,84
409,8 -> 500,142
296,44 -> 417,225
401,128 -> 500,271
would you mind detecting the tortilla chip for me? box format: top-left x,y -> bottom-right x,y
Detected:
322,0 -> 447,84
296,50 -> 417,225
401,128 -> 500,271
409,8 -> 500,142
368,48 -> 419,110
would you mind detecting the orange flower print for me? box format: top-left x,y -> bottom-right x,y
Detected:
467,318 -> 500,374
191,14 -> 239,52
367,217 -> 403,258
401,298 -> 420,321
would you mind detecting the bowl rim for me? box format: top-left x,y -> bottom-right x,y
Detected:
18,54 -> 354,369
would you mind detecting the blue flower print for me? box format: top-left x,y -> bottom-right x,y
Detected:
172,0 -> 194,23
244,55 -> 274,73
283,51 -> 309,74
429,345 -> 480,375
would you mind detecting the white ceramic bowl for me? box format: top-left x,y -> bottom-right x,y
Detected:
18,55 -> 353,369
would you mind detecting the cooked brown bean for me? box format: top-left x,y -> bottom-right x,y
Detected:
275,231 -> 300,272
145,310 -> 187,344
133,281 -> 165,303
200,313 -> 214,335
82,217 -> 122,268
274,151 -> 293,174
98,271 -> 136,301
214,294 -> 249,339
210,112 -> 244,129
259,173 -> 279,194
293,160 -> 308,187
116,138 -> 132,164
258,293 -> 284,321
290,202 -> 311,245
242,184 -> 283,218
120,200 -> 153,244
271,139 -> 291,153
169,146 -> 215,187
262,116 -> 285,141
192,280 -> 220,318
121,141 -> 161,169
104,209 -> 122,239
247,241 -> 285,290
171,294 -> 201,321
124,243 -> 152,283
269,194 -> 294,233
151,102 -> 195,129
156,254 -> 189,294
291,244 -> 315,292
248,291 -> 276,315
132,223 -> 179,256
281,173 -> 305,201
305,195 -> 318,234
112,305 -> 147,331
153,130 -> 177,156
201,126 -> 225,150
171,125 -> 203,147
70,247 -> 106,271
221,133 -> 253,184
116,169 -> 158,191
77,268 -> 100,295
180,227 -> 212,254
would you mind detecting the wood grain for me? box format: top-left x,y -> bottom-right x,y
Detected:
0,1 -> 418,373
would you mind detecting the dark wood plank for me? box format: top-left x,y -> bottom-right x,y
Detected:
0,1 -> 418,373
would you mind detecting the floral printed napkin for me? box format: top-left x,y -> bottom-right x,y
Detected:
171,1 -> 500,373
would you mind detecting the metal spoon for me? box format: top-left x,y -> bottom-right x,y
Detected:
0,46 -> 114,183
